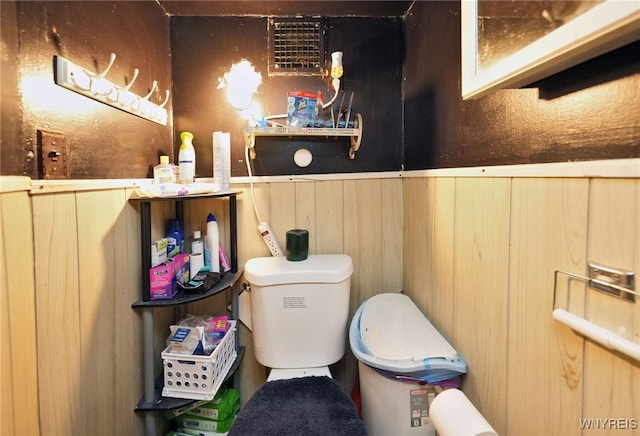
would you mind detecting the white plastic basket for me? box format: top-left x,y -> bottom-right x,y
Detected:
162,320 -> 237,401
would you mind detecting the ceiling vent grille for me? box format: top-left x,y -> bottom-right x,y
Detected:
268,18 -> 325,76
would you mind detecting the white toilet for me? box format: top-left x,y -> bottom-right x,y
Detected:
243,253 -> 353,381
228,254 -> 365,436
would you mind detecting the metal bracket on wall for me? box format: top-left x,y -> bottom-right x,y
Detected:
588,261 -> 635,302
53,53 -> 169,126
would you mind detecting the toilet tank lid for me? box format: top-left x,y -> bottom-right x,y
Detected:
244,254 -> 353,286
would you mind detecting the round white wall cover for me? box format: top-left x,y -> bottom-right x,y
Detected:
293,148 -> 313,167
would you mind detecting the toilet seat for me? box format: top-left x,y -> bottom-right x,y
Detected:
267,366 -> 332,381
228,375 -> 367,436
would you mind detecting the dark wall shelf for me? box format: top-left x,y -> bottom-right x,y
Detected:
134,346 -> 245,413
130,191 -> 239,302
132,271 -> 242,308
130,189 -> 243,436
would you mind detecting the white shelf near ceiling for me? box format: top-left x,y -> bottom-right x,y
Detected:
245,113 -> 363,159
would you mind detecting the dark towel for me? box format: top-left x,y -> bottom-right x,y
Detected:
229,376 -> 367,436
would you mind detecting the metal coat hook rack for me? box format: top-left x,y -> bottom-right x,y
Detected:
54,53 -> 169,126
552,262 -> 639,362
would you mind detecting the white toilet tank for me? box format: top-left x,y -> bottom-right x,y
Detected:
244,254 -> 353,369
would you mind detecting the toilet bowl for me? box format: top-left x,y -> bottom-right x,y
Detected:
267,366 -> 332,381
228,254 -> 366,436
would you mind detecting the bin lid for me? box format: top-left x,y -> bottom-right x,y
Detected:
360,293 -> 458,361
349,293 -> 467,378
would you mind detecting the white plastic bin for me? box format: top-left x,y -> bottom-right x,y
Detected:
349,293 -> 467,436
162,320 -> 237,401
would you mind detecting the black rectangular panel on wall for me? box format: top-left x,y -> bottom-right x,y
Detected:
171,16 -> 404,178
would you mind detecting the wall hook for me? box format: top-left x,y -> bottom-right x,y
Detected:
159,89 -> 170,108
142,81 -> 158,100
121,68 -> 140,91
90,52 -> 117,97
94,52 -> 117,79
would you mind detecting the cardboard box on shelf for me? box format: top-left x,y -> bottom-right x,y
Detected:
149,253 -> 189,300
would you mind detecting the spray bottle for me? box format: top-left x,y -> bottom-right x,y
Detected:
178,131 -> 196,184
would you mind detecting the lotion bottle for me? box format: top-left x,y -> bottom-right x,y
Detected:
178,131 -> 196,184
204,213 -> 220,273
154,155 -> 175,184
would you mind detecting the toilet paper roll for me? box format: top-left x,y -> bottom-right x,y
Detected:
429,389 -> 498,436
189,252 -> 204,278
286,229 -> 309,261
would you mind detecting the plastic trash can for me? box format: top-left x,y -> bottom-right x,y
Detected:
349,293 -> 467,436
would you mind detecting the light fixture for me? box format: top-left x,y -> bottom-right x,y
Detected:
330,51 -> 343,80
321,51 -> 343,109
217,60 -> 262,111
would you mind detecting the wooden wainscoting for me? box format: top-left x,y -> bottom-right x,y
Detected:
19,176 -> 402,435
4,173 -> 637,435
583,179 -> 639,434
230,178 -> 404,403
403,176 -> 640,436
1,178 -> 40,436
31,188 -> 146,435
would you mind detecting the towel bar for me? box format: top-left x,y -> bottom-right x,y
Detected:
553,267 -> 639,363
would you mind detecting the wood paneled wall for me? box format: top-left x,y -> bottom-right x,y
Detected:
228,179 -> 404,401
175,178 -> 404,404
1,178 -> 39,435
3,177 -> 401,435
403,176 -> 639,435
2,174 -> 637,435
30,188 -> 145,435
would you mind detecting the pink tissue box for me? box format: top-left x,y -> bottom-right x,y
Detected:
149,253 -> 190,300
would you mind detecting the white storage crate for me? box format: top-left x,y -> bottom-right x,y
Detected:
162,320 -> 237,401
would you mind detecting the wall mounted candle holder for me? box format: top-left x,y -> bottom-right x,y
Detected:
53,53 -> 169,126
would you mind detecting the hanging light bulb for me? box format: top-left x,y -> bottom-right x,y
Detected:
218,60 -> 262,111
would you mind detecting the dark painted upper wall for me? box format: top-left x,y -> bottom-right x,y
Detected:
404,1 -> 640,169
1,0 -> 22,175
2,1 -> 638,179
170,16 -> 404,178
1,1 -> 172,178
